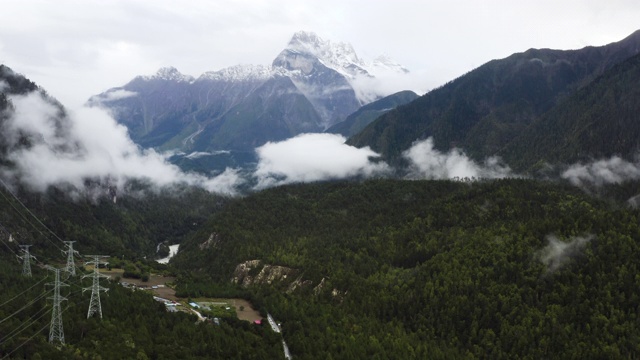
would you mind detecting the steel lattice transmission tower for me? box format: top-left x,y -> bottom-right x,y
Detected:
19,245 -> 36,277
83,255 -> 109,319
46,267 -> 69,345
62,241 -> 79,276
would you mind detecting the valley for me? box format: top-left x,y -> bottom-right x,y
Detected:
1,25 -> 640,359
101,267 -> 262,323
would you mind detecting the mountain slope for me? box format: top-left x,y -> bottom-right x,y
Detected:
500,51 -> 640,170
0,65 -> 73,168
90,31 -> 409,157
192,75 -> 323,151
326,90 -> 418,137
0,66 -> 227,259
348,30 -> 640,165
173,178 -> 640,358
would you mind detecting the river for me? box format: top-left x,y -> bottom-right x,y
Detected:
156,244 -> 180,264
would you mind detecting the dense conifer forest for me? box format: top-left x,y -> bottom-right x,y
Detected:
173,178 -> 640,359
1,173 -> 640,358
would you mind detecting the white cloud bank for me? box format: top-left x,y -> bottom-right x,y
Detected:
1,92 -> 242,195
561,156 -> 640,187
253,133 -> 390,189
350,68 -> 428,104
92,88 -> 138,103
403,137 -> 512,180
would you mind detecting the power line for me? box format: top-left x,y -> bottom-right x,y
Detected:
0,322 -> 49,359
0,305 -> 49,346
0,276 -> 47,308
18,245 -> 35,277
0,288 -> 52,326
0,181 -> 66,255
62,241 -> 79,276
46,266 -> 68,346
0,233 -> 18,258
0,189 -> 87,277
83,255 -> 109,319
0,179 -> 67,245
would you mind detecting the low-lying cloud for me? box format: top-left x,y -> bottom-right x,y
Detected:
539,234 -> 594,272
1,92 -> 242,196
561,156 -> 640,187
184,150 -> 230,159
349,68 -> 428,104
403,137 -> 512,180
90,88 -> 138,103
253,133 -> 390,189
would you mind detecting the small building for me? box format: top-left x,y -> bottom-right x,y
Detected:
189,302 -> 200,309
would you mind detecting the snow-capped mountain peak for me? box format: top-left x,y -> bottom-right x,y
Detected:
277,31 -> 367,77
198,64 -> 284,82
276,31 -> 408,80
141,67 -> 195,82
370,54 -> 410,74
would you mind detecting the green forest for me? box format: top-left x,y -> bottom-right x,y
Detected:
174,178 -> 640,359
2,177 -> 640,358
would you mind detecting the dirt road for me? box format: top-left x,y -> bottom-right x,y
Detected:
102,269 -> 262,322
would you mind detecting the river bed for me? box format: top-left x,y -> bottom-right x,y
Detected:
156,244 -> 180,264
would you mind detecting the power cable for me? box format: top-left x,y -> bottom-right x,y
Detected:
0,288 -> 52,326
0,276 -> 48,308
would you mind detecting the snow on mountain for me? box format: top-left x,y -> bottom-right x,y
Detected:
132,31 -> 409,103
368,54 -> 410,74
140,66 -> 195,82
197,64 -> 288,82
282,31 -> 408,79
273,31 -> 411,104
283,31 -> 369,78
89,30 -> 413,157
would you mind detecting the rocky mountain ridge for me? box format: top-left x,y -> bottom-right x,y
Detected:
348,29 -> 640,169
89,31 -> 410,158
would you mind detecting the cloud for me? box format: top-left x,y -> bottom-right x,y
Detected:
0,91 -> 242,196
561,156 -> 640,187
628,194 -> 640,209
185,151 -> 230,159
90,88 -> 138,103
539,234 -> 594,272
402,137 -> 512,180
349,68 -> 428,104
253,133 -> 390,188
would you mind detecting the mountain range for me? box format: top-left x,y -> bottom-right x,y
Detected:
88,31 -> 410,161
3,29 -> 640,184
4,29 -> 640,359
349,30 -> 640,172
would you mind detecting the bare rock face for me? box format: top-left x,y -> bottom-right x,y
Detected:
231,260 -> 299,287
287,275 -> 313,293
231,260 -> 346,298
312,277 -> 326,296
199,232 -> 221,250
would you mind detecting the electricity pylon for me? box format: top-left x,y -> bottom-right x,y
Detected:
19,245 -> 35,277
62,241 -> 79,276
46,267 -> 68,345
83,255 -> 109,319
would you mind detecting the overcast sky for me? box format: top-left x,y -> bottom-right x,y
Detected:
1,0 -> 639,108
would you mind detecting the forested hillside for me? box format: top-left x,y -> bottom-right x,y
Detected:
0,184 -> 225,260
175,179 -> 640,358
326,90 -> 418,137
0,259 -> 283,359
347,30 -> 640,167
501,51 -> 640,171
